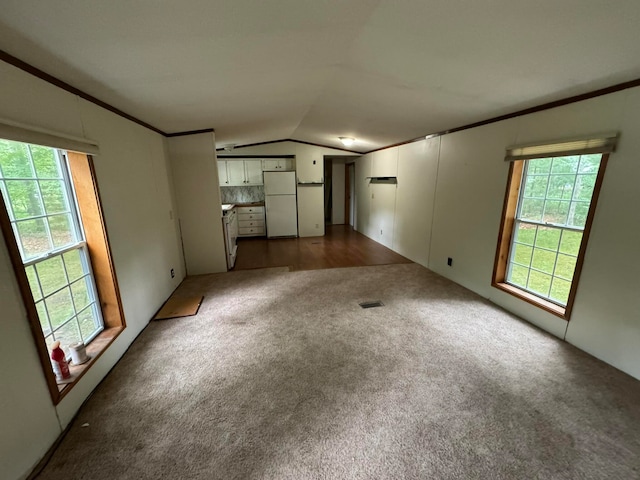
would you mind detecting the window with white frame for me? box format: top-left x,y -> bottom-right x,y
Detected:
506,154 -> 601,305
493,134 -> 616,319
0,139 -> 104,353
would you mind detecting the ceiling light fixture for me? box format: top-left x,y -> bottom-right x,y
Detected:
223,144 -> 236,152
339,137 -> 355,147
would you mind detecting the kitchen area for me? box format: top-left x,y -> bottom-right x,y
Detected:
219,156 -> 297,269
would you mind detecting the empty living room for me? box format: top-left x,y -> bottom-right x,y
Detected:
1,2 -> 640,479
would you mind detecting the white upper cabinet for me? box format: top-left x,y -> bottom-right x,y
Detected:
262,158 -> 293,171
244,159 -> 263,185
226,161 -> 246,185
371,148 -> 398,177
218,159 -> 264,186
217,160 -> 230,185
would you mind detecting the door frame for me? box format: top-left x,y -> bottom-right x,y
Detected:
345,162 -> 355,227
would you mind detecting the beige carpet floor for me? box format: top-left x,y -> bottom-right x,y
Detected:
37,264 -> 640,479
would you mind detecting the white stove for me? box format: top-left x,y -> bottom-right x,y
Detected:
222,204 -> 237,269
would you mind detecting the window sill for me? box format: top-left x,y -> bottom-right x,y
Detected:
55,326 -> 125,403
492,282 -> 568,320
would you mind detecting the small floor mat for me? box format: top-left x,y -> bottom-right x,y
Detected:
153,295 -> 204,320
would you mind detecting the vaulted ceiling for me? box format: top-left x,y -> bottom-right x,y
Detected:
1,1 -> 640,152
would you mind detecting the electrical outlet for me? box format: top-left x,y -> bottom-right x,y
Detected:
315,223 -> 319,228
169,210 -> 173,220
171,268 -> 175,278
447,257 -> 453,267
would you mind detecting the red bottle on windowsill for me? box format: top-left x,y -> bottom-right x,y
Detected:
51,341 -> 71,382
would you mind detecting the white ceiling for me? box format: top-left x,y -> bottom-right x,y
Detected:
1,0 -> 640,152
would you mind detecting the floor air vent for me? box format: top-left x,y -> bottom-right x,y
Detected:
359,300 -> 384,309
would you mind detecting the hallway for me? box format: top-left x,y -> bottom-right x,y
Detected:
234,225 -> 412,272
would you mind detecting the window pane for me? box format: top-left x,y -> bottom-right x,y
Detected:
513,243 -> 533,267
542,200 -> 569,225
578,154 -> 600,174
63,249 -> 85,281
534,226 -> 561,250
40,180 -> 69,215
527,270 -> 552,297
79,307 -> 101,342
568,202 -> 589,228
16,218 -> 51,259
532,248 -> 556,275
550,278 -> 571,305
519,198 -> 544,222
559,230 -> 582,255
546,174 -> 574,200
573,174 -> 597,202
48,214 -> 76,248
71,277 -> 92,312
36,301 -> 51,336
0,140 -> 33,177
523,175 -> 548,198
509,264 -> 529,288
52,318 -> 82,353
514,223 -> 535,245
528,158 -> 552,174
36,255 -> 67,296
555,254 -> 577,280
6,180 -> 44,219
25,264 -> 42,301
30,145 -> 61,178
551,156 -> 579,174
0,181 -> 14,220
45,286 -> 74,329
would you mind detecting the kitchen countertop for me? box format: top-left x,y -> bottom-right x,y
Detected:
234,202 -> 264,207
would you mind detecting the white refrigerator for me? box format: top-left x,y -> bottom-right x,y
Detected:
264,171 -> 298,238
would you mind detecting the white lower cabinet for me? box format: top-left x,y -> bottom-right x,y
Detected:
237,206 -> 266,237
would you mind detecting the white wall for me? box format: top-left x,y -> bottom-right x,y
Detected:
0,60 -> 185,480
355,139 -> 439,266
168,134 -> 227,275
354,88 -> 640,381
392,139 -> 439,267
227,141 -> 353,237
354,153 -> 372,234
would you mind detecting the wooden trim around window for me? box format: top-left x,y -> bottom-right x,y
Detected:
67,153 -> 125,330
0,151 -> 126,404
492,161 -> 524,284
492,154 -> 610,321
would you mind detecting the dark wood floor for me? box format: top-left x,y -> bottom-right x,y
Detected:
234,225 -> 412,271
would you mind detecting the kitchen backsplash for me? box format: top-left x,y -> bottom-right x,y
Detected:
220,185 -> 265,204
